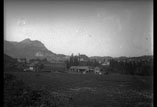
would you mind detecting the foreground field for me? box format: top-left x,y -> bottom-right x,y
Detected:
6,72 -> 153,107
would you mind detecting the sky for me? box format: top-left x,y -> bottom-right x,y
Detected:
4,0 -> 153,57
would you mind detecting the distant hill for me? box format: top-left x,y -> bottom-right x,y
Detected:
129,55 -> 153,61
89,56 -> 113,62
89,55 -> 153,62
4,38 -> 66,62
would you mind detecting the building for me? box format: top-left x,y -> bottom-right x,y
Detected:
94,67 -> 102,75
101,61 -> 110,66
24,58 -> 66,72
78,54 -> 89,62
78,54 -> 89,66
24,59 -> 51,72
24,61 -> 39,72
70,66 -> 103,75
70,66 -> 90,73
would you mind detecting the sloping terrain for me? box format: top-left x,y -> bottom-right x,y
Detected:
4,39 -> 66,62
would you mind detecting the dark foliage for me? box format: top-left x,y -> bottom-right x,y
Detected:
4,54 -> 26,72
4,73 -> 71,107
65,54 -> 100,69
109,59 -> 153,76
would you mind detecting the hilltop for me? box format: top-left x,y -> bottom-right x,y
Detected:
4,38 -> 67,62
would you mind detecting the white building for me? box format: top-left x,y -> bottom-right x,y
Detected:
94,67 -> 102,75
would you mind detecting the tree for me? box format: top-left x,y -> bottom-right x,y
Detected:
73,55 -> 79,66
65,59 -> 70,69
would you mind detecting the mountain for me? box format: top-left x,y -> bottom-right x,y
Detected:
89,55 -> 153,62
4,38 -> 66,62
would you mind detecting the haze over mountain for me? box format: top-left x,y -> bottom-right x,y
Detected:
4,38 -> 153,63
4,38 -> 67,62
5,0 -> 153,57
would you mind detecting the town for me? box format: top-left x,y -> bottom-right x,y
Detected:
4,53 -> 153,76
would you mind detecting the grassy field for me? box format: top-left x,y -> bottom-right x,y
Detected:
6,71 -> 153,107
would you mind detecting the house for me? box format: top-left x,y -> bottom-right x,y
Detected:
101,58 -> 110,66
94,67 -> 102,75
24,59 -> 51,72
24,58 -> 66,72
78,54 -> 89,62
24,61 -> 39,72
77,54 -> 89,66
101,61 -> 110,66
26,62 -> 53,72
70,66 -> 90,73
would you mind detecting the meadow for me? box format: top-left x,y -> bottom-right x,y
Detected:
5,71 -> 153,107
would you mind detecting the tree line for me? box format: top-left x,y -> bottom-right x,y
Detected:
109,59 -> 153,76
65,54 -> 100,69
